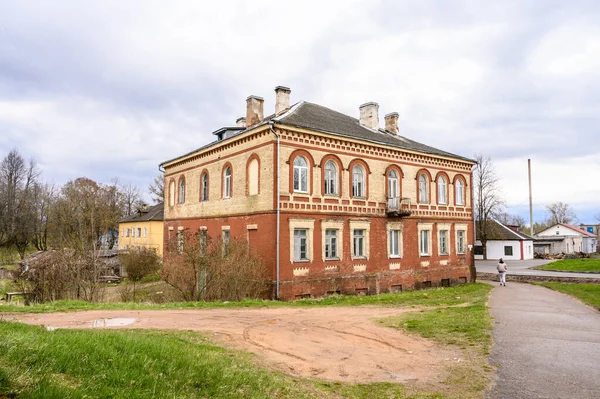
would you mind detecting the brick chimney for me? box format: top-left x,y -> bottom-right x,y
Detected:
246,95 -> 264,127
275,86 -> 291,115
384,112 -> 399,135
236,117 -> 246,128
359,102 -> 379,130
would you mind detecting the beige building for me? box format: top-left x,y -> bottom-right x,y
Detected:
118,203 -> 164,255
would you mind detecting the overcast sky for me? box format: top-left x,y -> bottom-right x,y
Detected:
1,0 -> 598,224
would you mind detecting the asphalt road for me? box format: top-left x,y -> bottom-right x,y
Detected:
488,282 -> 600,398
476,259 -> 600,279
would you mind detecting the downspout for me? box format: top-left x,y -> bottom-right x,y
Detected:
269,122 -> 281,300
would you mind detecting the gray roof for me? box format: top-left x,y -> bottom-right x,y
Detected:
476,219 -> 534,241
119,203 -> 164,223
161,101 -> 474,167
276,102 -> 473,162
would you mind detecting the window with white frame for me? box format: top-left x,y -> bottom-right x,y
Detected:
201,172 -> 209,201
223,166 -> 231,198
438,176 -> 447,204
294,229 -> 309,261
388,169 -> 399,199
353,229 -> 366,258
420,229 -> 430,256
352,165 -> 365,197
457,230 -> 465,254
389,230 -> 401,257
137,228 -> 142,238
324,160 -> 337,195
455,179 -> 464,205
126,229 -> 130,237
325,229 -> 338,259
439,229 -> 449,255
418,174 -> 428,203
248,158 -> 259,196
143,227 -> 147,238
293,156 -> 308,193
178,178 -> 185,204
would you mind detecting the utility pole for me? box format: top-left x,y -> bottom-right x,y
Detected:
528,159 -> 534,236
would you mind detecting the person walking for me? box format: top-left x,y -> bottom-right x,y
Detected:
497,258 -> 507,286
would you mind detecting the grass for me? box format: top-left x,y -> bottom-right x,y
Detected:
535,283 -> 600,310
536,258 -> 600,273
0,282 -> 490,313
0,283 -> 496,399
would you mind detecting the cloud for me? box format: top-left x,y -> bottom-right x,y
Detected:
0,0 -> 598,220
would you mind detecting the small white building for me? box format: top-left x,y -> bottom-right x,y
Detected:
535,223 -> 597,254
475,219 -> 534,260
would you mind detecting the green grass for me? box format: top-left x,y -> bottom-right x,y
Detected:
536,283 -> 600,309
0,284 -> 495,398
0,283 -> 491,313
536,258 -> 600,273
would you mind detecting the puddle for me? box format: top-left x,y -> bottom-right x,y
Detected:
91,318 -> 136,328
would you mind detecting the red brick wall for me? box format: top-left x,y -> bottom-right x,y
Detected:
164,212 -> 472,300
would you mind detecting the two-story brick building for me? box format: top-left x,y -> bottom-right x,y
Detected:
160,86 -> 476,300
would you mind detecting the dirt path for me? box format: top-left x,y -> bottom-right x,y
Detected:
8,306 -> 460,385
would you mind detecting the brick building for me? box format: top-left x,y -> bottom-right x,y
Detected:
160,86 -> 476,300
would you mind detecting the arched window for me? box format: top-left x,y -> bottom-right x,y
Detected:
247,158 -> 259,196
352,165 -> 365,197
169,180 -> 175,206
178,178 -> 185,204
455,179 -> 465,206
418,174 -> 428,203
223,166 -> 232,198
388,169 -> 399,199
293,156 -> 308,193
324,160 -> 337,195
438,176 -> 447,204
201,172 -> 209,201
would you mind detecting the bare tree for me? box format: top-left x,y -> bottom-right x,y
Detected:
0,149 -> 41,258
113,179 -> 144,216
474,154 -> 505,260
496,212 -> 526,229
148,174 -> 165,204
162,229 -> 270,301
545,202 -> 576,225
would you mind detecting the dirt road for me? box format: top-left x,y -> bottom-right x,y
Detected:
9,306 -> 460,385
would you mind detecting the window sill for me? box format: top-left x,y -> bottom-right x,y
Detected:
419,254 -> 430,257
222,197 -> 230,200
439,253 -> 449,256
352,256 -> 367,260
325,257 -> 340,261
457,252 -> 466,255
293,191 -> 309,195
389,255 -> 402,259
352,196 -> 367,200
293,259 -> 310,263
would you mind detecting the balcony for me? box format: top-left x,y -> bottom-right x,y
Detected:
386,197 -> 412,217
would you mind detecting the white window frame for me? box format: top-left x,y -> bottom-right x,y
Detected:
325,229 -> 338,259
321,220 -> 344,261
419,174 -> 428,203
387,222 -> 403,259
289,219 -> 315,263
455,224 -> 468,255
201,173 -> 209,201
350,220 -> 370,260
388,169 -> 399,199
390,230 -> 400,257
418,223 -> 433,256
294,229 -> 309,261
455,179 -> 464,206
439,229 -> 449,255
352,165 -> 365,198
143,227 -> 147,238
137,227 -> 142,238
353,229 -> 365,258
293,156 -> 309,193
438,176 -> 447,204
223,167 -> 231,199
324,160 -> 337,196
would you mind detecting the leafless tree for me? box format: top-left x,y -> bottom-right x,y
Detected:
496,212 -> 526,229
162,229 -> 270,301
0,149 -> 41,258
545,202 -> 577,225
113,179 -> 145,216
148,174 -> 165,204
474,154 -> 505,260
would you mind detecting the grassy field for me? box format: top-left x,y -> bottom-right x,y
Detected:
1,282 -> 490,313
536,283 -> 600,309
0,283 -> 493,398
536,258 -> 600,273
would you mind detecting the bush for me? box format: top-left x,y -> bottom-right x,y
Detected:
161,230 -> 271,302
119,248 -> 161,301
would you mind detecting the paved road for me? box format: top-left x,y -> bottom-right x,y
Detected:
477,259 -> 600,279
488,282 -> 600,398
